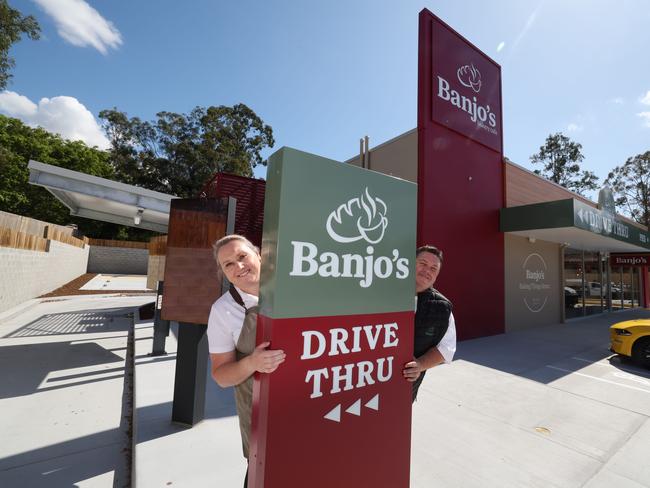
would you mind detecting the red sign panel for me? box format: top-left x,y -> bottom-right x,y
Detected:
250,311 -> 413,487
430,14 -> 502,152
611,254 -> 650,267
418,9 -> 505,340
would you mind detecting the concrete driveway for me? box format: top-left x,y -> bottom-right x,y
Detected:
2,295 -> 649,487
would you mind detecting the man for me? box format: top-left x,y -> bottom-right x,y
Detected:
207,234 -> 285,486
403,245 -> 456,401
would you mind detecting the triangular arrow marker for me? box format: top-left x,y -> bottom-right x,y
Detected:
324,404 -> 341,422
346,399 -> 361,416
365,394 -> 379,411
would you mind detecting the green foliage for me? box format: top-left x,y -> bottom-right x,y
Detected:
0,114 -> 155,239
0,0 -> 40,90
99,103 -> 275,198
530,132 -> 598,196
605,151 -> 650,227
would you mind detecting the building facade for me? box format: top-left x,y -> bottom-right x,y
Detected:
347,130 -> 650,339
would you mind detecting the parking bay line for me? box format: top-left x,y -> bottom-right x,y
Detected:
546,366 -> 650,394
571,357 -> 650,379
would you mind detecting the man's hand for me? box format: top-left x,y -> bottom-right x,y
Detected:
403,359 -> 424,382
248,341 -> 286,374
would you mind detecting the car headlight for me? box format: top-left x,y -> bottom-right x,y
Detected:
615,329 -> 632,336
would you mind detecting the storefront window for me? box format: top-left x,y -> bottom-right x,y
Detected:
583,252 -> 602,316
565,251 -> 643,319
621,267 -> 642,308
633,268 -> 641,307
610,266 -> 624,310
564,248 -> 584,319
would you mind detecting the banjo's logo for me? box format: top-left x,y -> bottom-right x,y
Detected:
520,253 -> 551,313
435,61 -> 497,135
457,63 -> 482,93
326,188 -> 388,244
289,187 -> 409,288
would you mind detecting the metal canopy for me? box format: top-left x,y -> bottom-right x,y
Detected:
28,160 -> 176,233
500,198 -> 650,253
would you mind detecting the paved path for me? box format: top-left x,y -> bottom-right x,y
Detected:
0,294 -> 153,488
133,309 -> 650,488
2,294 -> 650,487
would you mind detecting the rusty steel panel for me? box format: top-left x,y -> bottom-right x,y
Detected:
161,198 -> 229,324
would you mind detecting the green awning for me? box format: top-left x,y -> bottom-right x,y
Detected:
500,199 -> 650,251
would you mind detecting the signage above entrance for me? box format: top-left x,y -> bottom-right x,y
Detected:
610,254 -> 650,267
501,199 -> 650,251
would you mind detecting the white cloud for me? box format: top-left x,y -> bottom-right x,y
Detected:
567,123 -> 583,132
638,112 -> 650,128
640,90 -> 650,106
496,41 -> 505,52
33,0 -> 122,54
0,90 -> 109,149
0,91 -> 38,117
609,97 -> 624,105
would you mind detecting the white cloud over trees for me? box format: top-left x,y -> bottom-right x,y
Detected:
0,90 -> 109,148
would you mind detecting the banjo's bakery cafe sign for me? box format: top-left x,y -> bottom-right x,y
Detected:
418,9 -> 504,339
248,147 -> 416,488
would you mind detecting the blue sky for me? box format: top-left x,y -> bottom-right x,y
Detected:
3,0 -> 650,200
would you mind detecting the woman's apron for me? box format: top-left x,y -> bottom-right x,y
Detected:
230,286 -> 258,459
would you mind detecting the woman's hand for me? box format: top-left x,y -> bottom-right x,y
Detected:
248,341 -> 286,374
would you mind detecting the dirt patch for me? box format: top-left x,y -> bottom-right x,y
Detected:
39,273 -> 155,298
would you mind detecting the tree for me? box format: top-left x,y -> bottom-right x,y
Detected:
0,0 -> 40,90
0,114 -> 155,239
530,132 -> 598,196
99,103 -> 275,198
605,151 -> 650,227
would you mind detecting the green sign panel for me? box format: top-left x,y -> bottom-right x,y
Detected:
573,200 -> 650,248
500,198 -> 650,250
259,147 -> 417,319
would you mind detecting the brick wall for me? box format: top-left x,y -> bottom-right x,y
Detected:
0,241 -> 89,313
87,246 -> 149,274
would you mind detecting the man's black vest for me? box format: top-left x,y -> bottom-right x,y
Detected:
412,288 -> 452,401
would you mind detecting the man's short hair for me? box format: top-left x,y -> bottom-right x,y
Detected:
212,234 -> 260,269
416,244 -> 443,263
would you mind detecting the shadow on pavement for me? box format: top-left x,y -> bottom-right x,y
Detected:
0,427 -> 128,487
3,308 -> 133,338
454,309 -> 650,384
0,341 -> 124,399
0,322 -> 133,487
0,307 -> 137,400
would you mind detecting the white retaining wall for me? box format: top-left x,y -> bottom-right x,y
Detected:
0,241 -> 89,314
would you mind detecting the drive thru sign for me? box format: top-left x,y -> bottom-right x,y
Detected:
248,148 -> 417,487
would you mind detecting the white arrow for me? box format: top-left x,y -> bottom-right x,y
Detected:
346,399 -> 361,416
324,404 -> 341,423
365,394 -> 379,411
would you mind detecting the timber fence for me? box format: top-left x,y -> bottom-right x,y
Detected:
148,235 -> 167,256
88,238 -> 149,250
0,211 -> 86,251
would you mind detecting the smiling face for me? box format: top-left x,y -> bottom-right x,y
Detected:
217,239 -> 262,296
415,251 -> 442,293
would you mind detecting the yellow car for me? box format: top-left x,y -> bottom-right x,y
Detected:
610,319 -> 650,367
